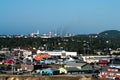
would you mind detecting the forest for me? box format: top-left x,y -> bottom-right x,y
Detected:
0,30 -> 120,55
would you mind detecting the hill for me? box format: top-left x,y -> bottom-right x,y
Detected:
99,30 -> 120,38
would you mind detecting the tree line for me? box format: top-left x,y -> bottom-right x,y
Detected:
0,34 -> 120,55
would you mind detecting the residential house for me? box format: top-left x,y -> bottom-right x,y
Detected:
98,60 -> 109,66
109,58 -> 120,68
40,68 -> 59,75
62,62 -> 93,74
0,54 -> 6,64
34,64 -> 49,70
21,64 -> 34,71
64,62 -> 92,70
59,67 -> 80,74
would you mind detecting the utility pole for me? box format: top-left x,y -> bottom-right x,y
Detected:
83,41 -> 89,62
106,40 -> 112,58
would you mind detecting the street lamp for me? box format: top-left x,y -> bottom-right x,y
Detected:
83,43 -> 87,56
83,41 -> 89,56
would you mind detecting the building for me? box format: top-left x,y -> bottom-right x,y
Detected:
36,50 -> 77,58
99,58 -> 120,79
40,68 -> 59,75
59,67 -> 81,74
21,64 -> 34,71
64,62 -> 93,71
98,60 -> 109,66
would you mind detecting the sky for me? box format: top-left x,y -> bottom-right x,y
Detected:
0,0 -> 120,35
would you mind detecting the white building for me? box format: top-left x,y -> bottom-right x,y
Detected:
36,50 -> 77,58
30,30 -> 39,38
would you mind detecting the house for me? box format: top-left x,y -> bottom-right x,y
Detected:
64,62 -> 93,70
99,67 -> 120,79
109,58 -> 120,68
65,62 -> 85,68
98,60 -> 109,66
62,62 -> 93,74
59,67 -> 81,74
40,68 -> 59,75
34,64 -> 49,70
99,58 -> 120,79
21,64 -> 34,71
59,66 -> 93,74
23,50 -> 32,57
0,54 -> 6,64
81,63 -> 93,71
59,67 -> 67,74
40,59 -> 56,64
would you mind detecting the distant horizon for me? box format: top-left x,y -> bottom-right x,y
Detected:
0,29 -> 119,35
1,0 -> 120,35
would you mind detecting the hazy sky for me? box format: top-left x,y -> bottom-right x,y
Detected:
0,0 -> 120,34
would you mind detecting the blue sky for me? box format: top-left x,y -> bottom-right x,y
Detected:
0,0 -> 120,34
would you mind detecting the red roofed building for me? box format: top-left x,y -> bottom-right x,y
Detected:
98,60 -> 109,66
